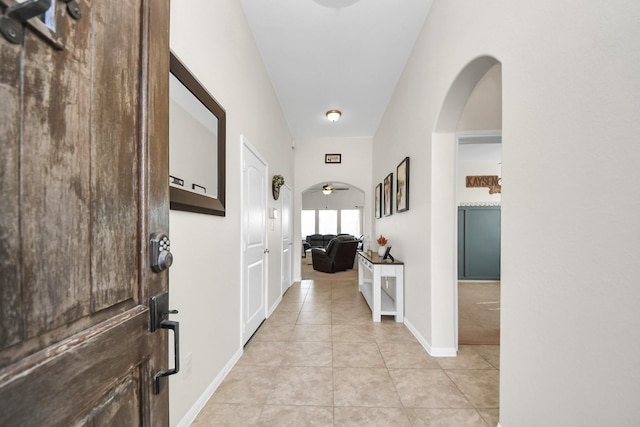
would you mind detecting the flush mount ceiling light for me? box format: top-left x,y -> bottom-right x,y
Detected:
326,110 -> 342,122
313,0 -> 360,9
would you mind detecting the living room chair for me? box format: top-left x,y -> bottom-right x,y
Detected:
311,236 -> 359,273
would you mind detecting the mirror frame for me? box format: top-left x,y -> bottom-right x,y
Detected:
169,52 -> 226,216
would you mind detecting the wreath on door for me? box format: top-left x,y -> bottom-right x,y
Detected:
272,175 -> 285,200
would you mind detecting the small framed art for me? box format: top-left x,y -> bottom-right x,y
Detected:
396,157 -> 410,213
325,153 -> 341,163
375,183 -> 382,219
383,173 -> 393,217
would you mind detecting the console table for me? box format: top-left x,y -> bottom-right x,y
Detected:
357,251 -> 404,322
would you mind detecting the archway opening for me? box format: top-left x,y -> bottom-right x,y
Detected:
430,55 -> 502,354
300,181 -> 365,278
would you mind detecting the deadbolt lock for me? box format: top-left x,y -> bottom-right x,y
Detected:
150,232 -> 173,272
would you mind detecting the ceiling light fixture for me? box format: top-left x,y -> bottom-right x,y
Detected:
326,110 -> 341,122
322,188 -> 332,195
313,0 -> 361,9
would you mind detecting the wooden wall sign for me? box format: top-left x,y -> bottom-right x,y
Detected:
466,175 -> 501,194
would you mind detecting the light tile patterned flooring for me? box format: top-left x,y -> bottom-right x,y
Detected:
192,276 -> 500,426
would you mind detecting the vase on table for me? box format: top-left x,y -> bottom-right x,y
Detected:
378,246 -> 387,257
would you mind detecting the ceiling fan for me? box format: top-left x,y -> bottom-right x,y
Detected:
321,183 -> 349,195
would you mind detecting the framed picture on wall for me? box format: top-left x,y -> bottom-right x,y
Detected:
383,173 -> 393,217
396,157 -> 410,213
375,183 -> 382,218
324,153 -> 341,163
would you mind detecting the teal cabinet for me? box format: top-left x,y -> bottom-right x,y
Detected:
458,206 -> 501,280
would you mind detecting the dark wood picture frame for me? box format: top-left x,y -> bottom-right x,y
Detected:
396,157 -> 410,213
383,173 -> 393,217
325,153 -> 341,163
169,52 -> 226,216
375,183 -> 382,219
382,245 -> 394,261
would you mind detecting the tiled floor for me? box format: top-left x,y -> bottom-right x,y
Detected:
192,276 -> 500,426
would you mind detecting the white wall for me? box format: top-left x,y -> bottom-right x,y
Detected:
293,137 -> 372,280
458,64 -> 502,132
302,188 -> 365,211
168,1 -> 293,425
376,0 -> 640,426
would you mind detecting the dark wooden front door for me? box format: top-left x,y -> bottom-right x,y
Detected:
0,0 -> 170,425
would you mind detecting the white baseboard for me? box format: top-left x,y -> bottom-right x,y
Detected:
403,318 -> 457,357
428,346 -> 457,357
267,295 -> 283,317
175,346 -> 243,427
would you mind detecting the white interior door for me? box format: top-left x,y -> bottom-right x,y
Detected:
281,185 -> 293,294
242,138 -> 267,344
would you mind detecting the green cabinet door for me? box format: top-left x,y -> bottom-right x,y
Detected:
458,206 -> 501,280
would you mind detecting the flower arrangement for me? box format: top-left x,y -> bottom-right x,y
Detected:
377,235 -> 388,246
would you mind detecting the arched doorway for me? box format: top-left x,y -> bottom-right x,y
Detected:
430,56 -> 502,353
300,182 -> 365,278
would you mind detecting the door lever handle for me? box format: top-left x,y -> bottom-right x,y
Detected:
149,291 -> 180,394
154,319 -> 179,394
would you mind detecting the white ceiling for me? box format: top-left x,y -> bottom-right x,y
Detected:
240,0 -> 433,139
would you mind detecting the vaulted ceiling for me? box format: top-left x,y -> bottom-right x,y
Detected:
240,0 -> 433,140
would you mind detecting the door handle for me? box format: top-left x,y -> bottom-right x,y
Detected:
149,292 -> 180,394
264,248 -> 270,253
154,319 -> 179,394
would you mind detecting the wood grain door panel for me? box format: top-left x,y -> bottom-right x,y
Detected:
0,0 -> 170,424
0,30 -> 22,351
0,308 -> 150,425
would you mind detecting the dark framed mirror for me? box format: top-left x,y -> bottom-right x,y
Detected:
169,52 -> 226,216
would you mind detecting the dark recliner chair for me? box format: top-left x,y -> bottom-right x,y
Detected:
311,236 -> 359,273
305,234 -> 336,249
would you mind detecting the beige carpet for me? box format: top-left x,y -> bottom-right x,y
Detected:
458,281 -> 501,345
